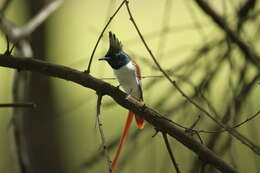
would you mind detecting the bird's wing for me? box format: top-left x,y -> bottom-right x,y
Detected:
131,60 -> 143,101
131,60 -> 141,80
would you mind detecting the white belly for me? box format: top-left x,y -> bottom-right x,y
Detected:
114,62 -> 141,99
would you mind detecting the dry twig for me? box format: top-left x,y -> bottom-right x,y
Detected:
86,1 -> 125,73
0,103 -> 35,108
162,132 -> 181,173
96,94 -> 112,173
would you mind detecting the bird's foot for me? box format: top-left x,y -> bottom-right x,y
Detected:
126,95 -> 145,107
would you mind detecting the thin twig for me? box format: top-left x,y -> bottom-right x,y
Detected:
4,35 -> 15,56
195,131 -> 204,144
162,132 -> 181,173
101,75 -> 162,80
86,1 -> 125,73
0,103 -> 36,108
199,110 -> 260,133
96,94 -> 112,173
232,110 -> 260,129
190,115 -> 201,130
124,0 -> 260,155
170,110 -> 260,135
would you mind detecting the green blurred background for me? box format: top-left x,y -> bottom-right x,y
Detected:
0,0 -> 259,173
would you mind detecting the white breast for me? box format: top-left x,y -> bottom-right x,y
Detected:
114,61 -> 142,99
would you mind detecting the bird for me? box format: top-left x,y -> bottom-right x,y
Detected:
99,31 -> 145,171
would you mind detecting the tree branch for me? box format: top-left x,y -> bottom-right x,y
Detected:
0,103 -> 35,108
0,54 -> 238,173
96,94 -> 112,173
162,132 -> 181,173
86,0 -> 125,73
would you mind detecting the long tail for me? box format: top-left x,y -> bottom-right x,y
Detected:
112,111 -> 134,171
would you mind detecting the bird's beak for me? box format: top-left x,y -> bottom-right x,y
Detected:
98,57 -> 111,61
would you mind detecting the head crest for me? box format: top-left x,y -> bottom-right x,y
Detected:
108,31 -> 122,53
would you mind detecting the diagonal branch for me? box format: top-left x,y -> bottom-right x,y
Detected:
86,0 -> 125,73
232,110 -> 260,129
0,54 -> 238,173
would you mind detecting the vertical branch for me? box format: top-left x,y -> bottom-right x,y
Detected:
10,41 -> 33,173
161,132 -> 181,173
0,1 -> 63,173
96,94 -> 112,173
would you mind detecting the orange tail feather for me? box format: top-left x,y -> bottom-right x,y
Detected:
112,111 -> 134,171
135,115 -> 146,129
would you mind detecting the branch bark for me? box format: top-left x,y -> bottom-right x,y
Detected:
0,54 -> 238,173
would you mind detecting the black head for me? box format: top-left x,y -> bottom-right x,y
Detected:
99,32 -> 131,69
